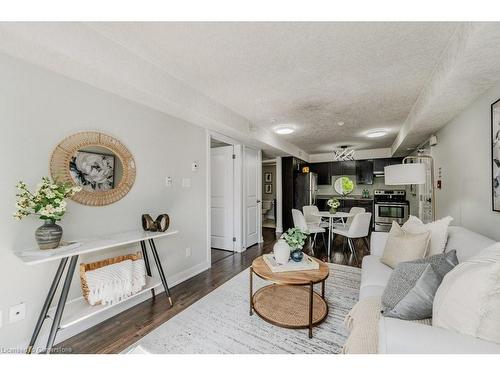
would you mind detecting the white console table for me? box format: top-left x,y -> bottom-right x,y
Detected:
15,229 -> 178,354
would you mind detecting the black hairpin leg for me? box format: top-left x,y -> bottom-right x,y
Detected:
148,239 -> 173,307
26,257 -> 68,354
140,240 -> 155,298
45,255 -> 79,354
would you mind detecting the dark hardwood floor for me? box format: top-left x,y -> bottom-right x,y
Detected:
57,227 -> 368,354
211,248 -> 234,264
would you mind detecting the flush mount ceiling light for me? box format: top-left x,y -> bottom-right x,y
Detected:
274,126 -> 295,135
366,129 -> 388,138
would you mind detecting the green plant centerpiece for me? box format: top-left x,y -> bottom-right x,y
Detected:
327,197 -> 340,214
280,227 -> 308,262
14,177 -> 81,250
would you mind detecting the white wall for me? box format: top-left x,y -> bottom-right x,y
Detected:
433,80 -> 500,241
0,52 -> 208,349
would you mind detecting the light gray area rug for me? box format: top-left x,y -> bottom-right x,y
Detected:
130,263 -> 361,354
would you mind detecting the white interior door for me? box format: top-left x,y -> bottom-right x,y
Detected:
211,145 -> 234,250
244,146 -> 259,247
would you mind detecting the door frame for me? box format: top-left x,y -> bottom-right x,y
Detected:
206,131 -> 245,264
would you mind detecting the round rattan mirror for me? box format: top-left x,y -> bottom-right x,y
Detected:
50,132 -> 136,206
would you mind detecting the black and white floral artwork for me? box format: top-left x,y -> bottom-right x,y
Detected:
492,99 -> 500,211
70,151 -> 115,192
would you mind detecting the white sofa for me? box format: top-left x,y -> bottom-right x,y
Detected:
364,226 -> 500,354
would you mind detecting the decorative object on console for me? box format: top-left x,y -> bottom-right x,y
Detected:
273,239 -> 291,265
142,214 -> 156,231
141,213 -> 170,232
334,176 -> 354,196
491,98 -> 500,211
50,131 -> 136,206
433,242 -> 500,345
327,197 -> 340,214
14,177 -> 81,250
155,214 -> 170,232
402,215 -> 453,256
381,250 -> 458,320
380,222 -> 430,268
280,227 -> 307,262
80,252 -> 146,306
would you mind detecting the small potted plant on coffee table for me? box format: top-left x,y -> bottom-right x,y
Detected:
280,227 -> 308,262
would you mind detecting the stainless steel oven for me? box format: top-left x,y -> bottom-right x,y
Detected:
374,190 -> 409,232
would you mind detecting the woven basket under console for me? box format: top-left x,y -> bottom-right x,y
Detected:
80,252 -> 143,305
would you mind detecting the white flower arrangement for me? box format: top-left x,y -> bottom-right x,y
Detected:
14,177 -> 81,222
327,198 -> 340,209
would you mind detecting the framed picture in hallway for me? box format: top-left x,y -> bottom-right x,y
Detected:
265,184 -> 272,194
264,172 -> 272,182
492,98 -> 500,211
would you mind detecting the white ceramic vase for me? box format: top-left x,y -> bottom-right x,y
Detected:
273,239 -> 291,265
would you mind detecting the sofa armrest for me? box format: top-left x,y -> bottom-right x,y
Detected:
378,317 -> 500,354
370,232 -> 389,257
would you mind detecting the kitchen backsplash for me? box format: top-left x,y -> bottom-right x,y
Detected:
317,175 -> 407,197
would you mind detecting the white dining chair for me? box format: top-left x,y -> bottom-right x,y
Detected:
332,212 -> 372,265
291,209 -> 326,255
333,206 -> 366,229
302,205 -> 329,228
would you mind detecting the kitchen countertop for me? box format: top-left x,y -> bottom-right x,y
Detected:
316,194 -> 374,201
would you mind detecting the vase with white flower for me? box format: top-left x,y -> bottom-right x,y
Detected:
327,197 -> 340,214
14,177 -> 81,250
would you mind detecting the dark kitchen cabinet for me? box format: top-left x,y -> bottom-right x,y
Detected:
373,158 -> 403,175
330,162 -> 342,176
356,160 -> 374,185
341,161 -> 356,175
309,162 -> 331,185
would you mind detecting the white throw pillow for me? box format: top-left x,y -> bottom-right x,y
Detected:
433,242 -> 500,344
402,215 -> 453,256
380,222 -> 430,269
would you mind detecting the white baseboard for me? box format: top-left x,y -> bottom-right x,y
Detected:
20,260 -> 211,352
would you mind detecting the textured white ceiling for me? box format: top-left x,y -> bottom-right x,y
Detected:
88,22 -> 458,153
2,22 -> 500,159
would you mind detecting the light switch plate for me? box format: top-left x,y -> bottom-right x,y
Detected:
9,302 -> 26,324
182,178 -> 191,188
165,176 -> 173,187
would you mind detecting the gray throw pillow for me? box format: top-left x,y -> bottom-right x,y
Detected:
381,250 -> 459,320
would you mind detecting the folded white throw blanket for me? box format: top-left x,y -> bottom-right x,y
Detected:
86,259 -> 146,305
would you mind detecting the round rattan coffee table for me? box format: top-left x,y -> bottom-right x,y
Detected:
249,255 -> 330,338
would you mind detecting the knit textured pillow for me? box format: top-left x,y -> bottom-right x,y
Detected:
381,250 -> 458,320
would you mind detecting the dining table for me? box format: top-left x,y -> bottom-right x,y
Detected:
313,211 -> 355,258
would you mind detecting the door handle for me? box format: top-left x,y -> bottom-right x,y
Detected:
257,200 -> 261,203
